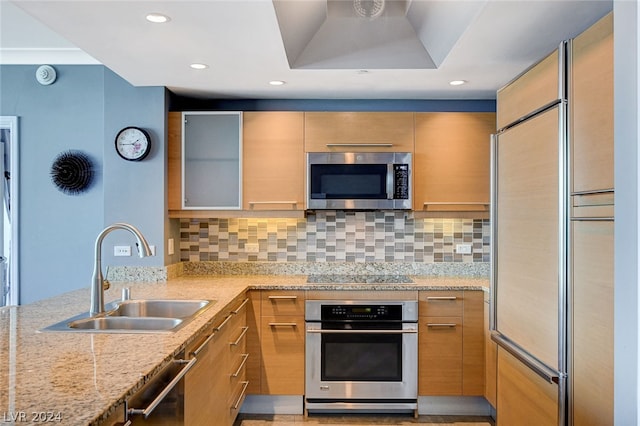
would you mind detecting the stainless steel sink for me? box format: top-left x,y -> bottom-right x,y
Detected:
40,299 -> 215,333
108,299 -> 211,319
68,316 -> 183,331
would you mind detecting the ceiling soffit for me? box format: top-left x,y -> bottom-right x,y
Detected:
273,0 -> 484,70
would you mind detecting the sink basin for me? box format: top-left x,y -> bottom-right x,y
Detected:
68,316 -> 183,331
39,298 -> 215,333
108,299 -> 211,319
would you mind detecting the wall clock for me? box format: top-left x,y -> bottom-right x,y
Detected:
115,126 -> 151,161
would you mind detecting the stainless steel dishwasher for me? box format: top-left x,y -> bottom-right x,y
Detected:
124,350 -> 197,425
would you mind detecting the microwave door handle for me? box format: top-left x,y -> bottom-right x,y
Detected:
386,164 -> 394,199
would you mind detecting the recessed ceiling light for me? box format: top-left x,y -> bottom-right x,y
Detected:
449,80 -> 467,86
145,13 -> 170,23
269,80 -> 285,86
190,63 -> 209,70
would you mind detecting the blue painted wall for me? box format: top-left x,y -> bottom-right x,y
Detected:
0,65 -> 166,304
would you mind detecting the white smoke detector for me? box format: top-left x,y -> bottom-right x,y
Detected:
36,65 -> 57,85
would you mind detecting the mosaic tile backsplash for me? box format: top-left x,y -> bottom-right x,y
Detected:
180,212 -> 490,264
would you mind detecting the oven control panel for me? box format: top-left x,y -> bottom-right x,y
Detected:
321,304 -> 402,321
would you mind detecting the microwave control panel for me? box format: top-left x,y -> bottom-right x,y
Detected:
393,164 -> 410,199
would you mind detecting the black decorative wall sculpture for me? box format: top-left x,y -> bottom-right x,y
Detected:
50,150 -> 95,195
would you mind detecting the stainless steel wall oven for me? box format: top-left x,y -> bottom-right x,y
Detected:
305,300 -> 418,414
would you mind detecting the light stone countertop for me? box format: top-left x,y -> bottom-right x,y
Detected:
0,274 -> 488,426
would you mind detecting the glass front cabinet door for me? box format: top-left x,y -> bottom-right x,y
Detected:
182,112 -> 242,209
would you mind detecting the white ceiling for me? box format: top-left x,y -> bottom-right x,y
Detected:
0,0 -> 613,100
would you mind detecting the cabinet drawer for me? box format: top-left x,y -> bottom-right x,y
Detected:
419,291 -> 463,317
260,316 -> 305,395
261,291 -> 305,316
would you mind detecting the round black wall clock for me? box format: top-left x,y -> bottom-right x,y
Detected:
115,126 -> 151,161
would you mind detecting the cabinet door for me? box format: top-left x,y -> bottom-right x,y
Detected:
462,290 -> 484,395
571,220 -> 613,426
304,112 -> 414,152
243,112 -> 305,210
246,290 -> 262,394
184,326 -> 229,426
418,317 -> 463,395
183,112 -> 242,209
260,316 -> 305,395
414,113 -> 495,215
167,112 -> 182,211
497,49 -> 560,129
497,348 -> 558,426
571,12 -> 613,194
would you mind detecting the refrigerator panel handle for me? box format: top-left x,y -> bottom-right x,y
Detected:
491,331 -> 562,384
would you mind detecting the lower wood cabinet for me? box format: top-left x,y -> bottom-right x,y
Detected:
418,290 -> 484,396
184,295 -> 249,426
484,291 -> 497,408
246,290 -> 306,396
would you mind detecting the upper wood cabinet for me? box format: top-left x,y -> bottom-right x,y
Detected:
167,112 -> 182,211
570,12 -> 613,194
414,112 -> 495,215
304,112 -> 414,152
497,49 -> 561,130
243,112 -> 305,211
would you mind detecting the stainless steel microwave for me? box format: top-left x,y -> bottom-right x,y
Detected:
306,152 -> 412,210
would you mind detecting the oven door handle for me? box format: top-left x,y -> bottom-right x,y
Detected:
306,329 -> 417,334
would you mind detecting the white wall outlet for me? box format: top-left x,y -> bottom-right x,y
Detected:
246,243 -> 260,253
168,238 -> 175,256
114,245 -> 131,256
149,245 -> 156,256
456,243 -> 472,254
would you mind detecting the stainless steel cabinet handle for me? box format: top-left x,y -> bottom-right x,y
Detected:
232,381 -> 250,409
571,217 -> 614,221
231,298 -> 249,314
422,202 -> 489,206
248,201 -> 298,206
191,330 -> 217,358
325,143 -> 393,147
268,322 -> 298,327
306,329 -> 417,334
128,358 -> 197,419
231,354 -> 249,378
268,295 -> 297,300
427,323 -> 457,328
215,314 -> 233,331
426,296 -> 457,301
230,326 -> 249,346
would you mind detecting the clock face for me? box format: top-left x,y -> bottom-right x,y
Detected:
115,127 -> 151,161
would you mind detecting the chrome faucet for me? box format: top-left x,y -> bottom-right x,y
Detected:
90,223 -> 152,316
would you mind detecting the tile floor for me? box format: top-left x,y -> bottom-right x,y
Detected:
235,414 -> 495,426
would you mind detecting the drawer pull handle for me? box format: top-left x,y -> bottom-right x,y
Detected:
191,330 -> 217,358
230,326 -> 249,346
325,143 -> 393,147
231,298 -> 249,314
268,295 -> 298,300
215,314 -> 233,332
268,322 -> 298,327
427,323 -> 457,328
426,296 -> 457,301
231,354 -> 249,378
232,381 -> 250,409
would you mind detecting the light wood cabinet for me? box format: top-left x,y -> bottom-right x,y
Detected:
497,48 -> 561,130
246,290 -> 262,394
304,112 -> 414,152
243,112 -> 305,211
414,112 -> 495,216
497,348 -> 558,426
168,112 -> 182,211
484,291 -> 497,408
258,291 -> 305,395
418,290 -> 484,396
184,296 -> 249,426
570,12 -> 613,194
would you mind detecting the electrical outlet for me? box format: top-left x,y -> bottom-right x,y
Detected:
149,245 -> 156,256
168,238 -> 175,255
114,245 -> 131,256
456,243 -> 472,254
246,243 -> 260,253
